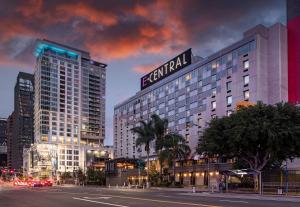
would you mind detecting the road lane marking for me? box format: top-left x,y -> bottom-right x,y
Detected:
219,199 -> 249,203
83,196 -> 112,199
73,197 -> 129,207
46,191 -> 222,207
101,194 -> 222,207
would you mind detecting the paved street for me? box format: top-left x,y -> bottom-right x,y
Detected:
0,185 -> 300,207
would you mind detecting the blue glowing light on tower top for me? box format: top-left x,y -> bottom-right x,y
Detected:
34,42 -> 78,58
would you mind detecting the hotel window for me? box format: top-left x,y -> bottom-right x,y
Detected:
179,118 -> 186,125
202,84 -> 211,92
212,88 -> 217,97
227,67 -> 232,77
226,81 -> 232,92
185,73 -> 191,81
211,74 -> 217,82
226,110 -> 233,116
199,80 -> 202,87
243,75 -> 249,86
211,101 -> 216,110
179,106 -> 186,113
243,60 -> 249,69
244,90 -> 250,100
178,94 -> 186,101
159,103 -> 165,109
190,102 -> 198,109
168,99 -> 175,105
168,110 -> 175,116
190,90 -> 197,97
186,110 -> 190,116
168,121 -> 175,127
227,53 -> 233,62
203,68 -> 211,79
227,96 -> 232,106
159,92 -> 165,98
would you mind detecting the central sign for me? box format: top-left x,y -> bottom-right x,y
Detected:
140,48 -> 192,90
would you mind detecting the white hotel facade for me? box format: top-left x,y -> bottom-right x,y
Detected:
113,23 -> 288,161
24,40 -> 106,178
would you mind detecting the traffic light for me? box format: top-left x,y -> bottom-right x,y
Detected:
10,169 -> 14,175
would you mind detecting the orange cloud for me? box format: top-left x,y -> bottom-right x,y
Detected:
133,62 -> 161,74
17,0 -> 43,17
56,2 -> 118,27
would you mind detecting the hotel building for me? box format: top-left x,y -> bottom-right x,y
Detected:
113,23 -> 287,162
24,40 -> 106,177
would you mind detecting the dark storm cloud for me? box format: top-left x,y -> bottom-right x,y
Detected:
0,0 -> 285,72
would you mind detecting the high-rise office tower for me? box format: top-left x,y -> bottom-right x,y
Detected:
6,72 -> 34,170
0,118 -> 7,146
30,39 -> 106,175
0,118 -> 7,167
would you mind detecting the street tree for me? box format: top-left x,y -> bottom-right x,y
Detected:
160,133 -> 191,184
197,102 -> 300,172
131,120 -> 155,187
150,114 -> 168,181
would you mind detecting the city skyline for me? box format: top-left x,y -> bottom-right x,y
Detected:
0,0 -> 286,145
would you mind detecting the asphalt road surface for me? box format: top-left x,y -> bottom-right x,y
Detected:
0,185 -> 299,207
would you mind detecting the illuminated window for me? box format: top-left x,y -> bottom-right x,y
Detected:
212,88 -> 217,97
244,90 -> 250,100
243,75 -> 249,85
211,101 -> 216,110
185,73 -> 191,81
227,96 -> 232,106
243,60 -> 249,69
226,110 -> 233,116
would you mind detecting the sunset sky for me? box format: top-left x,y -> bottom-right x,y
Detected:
0,0 -> 286,145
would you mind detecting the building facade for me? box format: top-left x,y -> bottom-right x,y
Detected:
6,113 -> 15,168
0,118 -> 7,167
26,39 -> 106,178
6,72 -> 34,170
113,23 -> 287,160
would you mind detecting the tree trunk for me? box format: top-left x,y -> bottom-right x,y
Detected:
254,174 -> 259,192
159,153 -> 163,184
173,159 -> 176,185
147,151 -> 150,188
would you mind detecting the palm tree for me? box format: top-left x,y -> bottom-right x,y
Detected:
161,133 -> 191,184
150,114 -> 168,181
131,120 -> 155,187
